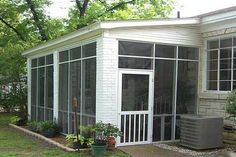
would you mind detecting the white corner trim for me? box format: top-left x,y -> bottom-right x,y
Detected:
27,58 -> 31,120
53,51 -> 59,122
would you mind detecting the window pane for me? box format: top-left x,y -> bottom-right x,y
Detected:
121,74 -> 149,111
154,60 -> 175,114
208,60 -> 218,70
220,70 -> 231,80
220,81 -> 231,91
234,38 -> 236,46
46,54 -> 53,65
82,42 -> 96,58
31,69 -> 37,106
233,81 -> 236,90
59,63 -> 68,111
38,67 -> 45,107
220,38 -> 232,48
31,59 -> 37,67
207,40 -> 219,49
178,47 -> 198,60
164,116 -> 172,141
69,61 -> 81,113
234,70 -> 236,80
220,49 -> 231,59
155,44 -> 176,58
59,50 -> 69,62
208,50 -> 218,60
207,81 -> 217,90
82,58 -> 96,126
177,61 -> 198,114
70,47 -> 81,60
46,66 -> 53,109
234,48 -> 236,58
119,57 -> 152,69
38,57 -> 45,66
207,71 -> 217,81
119,41 -> 153,57
58,111 -> 68,134
152,117 -> 161,141
220,59 -> 231,70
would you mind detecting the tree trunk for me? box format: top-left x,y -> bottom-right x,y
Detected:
25,0 -> 49,41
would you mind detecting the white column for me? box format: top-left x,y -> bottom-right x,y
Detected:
53,51 -> 59,122
27,58 -> 31,120
96,37 -> 119,125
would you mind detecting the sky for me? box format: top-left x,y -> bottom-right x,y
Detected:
47,0 -> 236,18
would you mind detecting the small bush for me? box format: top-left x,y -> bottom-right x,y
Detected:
10,116 -> 21,125
27,120 -> 40,132
226,90 -> 236,118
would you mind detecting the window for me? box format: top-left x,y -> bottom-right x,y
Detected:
118,41 -> 153,69
207,37 -> 236,91
58,42 -> 96,134
30,54 -> 54,121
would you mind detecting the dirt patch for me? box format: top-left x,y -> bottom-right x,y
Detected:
50,135 -> 69,146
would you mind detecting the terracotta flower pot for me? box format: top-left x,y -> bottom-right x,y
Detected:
107,136 -> 116,151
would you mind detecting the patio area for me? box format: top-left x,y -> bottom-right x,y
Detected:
119,144 -> 236,157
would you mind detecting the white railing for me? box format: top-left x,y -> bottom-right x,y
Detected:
119,111 -> 149,145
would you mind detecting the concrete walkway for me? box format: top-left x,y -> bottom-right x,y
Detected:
119,145 -> 193,157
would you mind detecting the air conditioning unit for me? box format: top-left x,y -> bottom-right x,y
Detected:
180,115 -> 223,150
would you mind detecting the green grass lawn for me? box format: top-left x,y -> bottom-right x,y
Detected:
0,113 -> 130,157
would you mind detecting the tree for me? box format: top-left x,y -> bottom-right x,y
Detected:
67,0 -> 175,30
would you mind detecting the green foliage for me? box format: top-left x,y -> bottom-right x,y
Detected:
38,120 -> 58,132
67,0 -> 175,30
66,134 -> 84,143
226,90 -> 236,118
10,115 -> 21,124
27,120 -> 41,132
94,121 -> 122,144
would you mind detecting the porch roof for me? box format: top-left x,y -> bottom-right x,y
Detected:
22,18 -> 199,57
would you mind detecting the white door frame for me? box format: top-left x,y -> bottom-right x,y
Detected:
117,69 -> 153,146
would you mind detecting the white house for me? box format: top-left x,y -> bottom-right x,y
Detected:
22,6 -> 236,146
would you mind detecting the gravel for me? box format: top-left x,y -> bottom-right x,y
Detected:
154,143 -> 236,157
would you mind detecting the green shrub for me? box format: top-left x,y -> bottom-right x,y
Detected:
39,121 -> 58,132
226,90 -> 236,118
66,134 -> 84,143
27,120 -> 40,132
10,116 -> 21,125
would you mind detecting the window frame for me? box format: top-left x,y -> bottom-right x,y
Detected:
206,36 -> 236,92
30,54 -> 54,121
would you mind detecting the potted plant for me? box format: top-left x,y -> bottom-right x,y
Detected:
91,122 -> 107,156
66,134 -> 84,149
91,122 -> 122,156
39,121 -> 58,138
104,123 -> 121,151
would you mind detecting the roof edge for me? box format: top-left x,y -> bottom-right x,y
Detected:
22,18 -> 200,56
195,6 -> 236,18
22,22 -> 101,56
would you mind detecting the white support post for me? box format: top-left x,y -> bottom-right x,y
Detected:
53,51 -> 59,123
27,58 -> 31,120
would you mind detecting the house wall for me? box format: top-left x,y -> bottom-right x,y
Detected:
104,25 -> 201,47
198,11 -> 236,118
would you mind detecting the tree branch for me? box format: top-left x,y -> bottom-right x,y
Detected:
75,0 -> 90,17
25,0 -> 49,41
0,16 -> 26,41
98,0 -> 135,18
